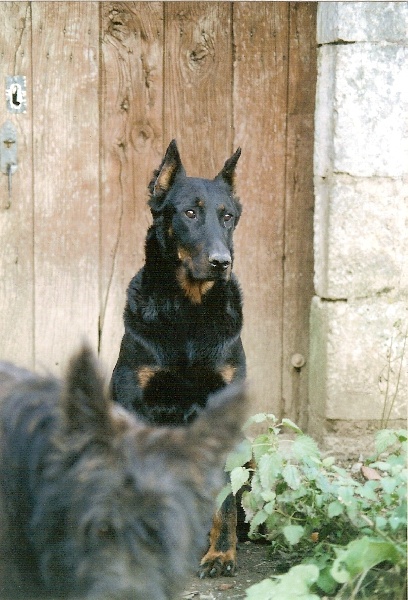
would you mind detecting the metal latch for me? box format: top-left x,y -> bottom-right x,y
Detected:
0,120 -> 18,208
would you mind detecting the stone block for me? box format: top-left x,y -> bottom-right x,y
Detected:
318,2 -> 408,44
314,174 -> 408,299
309,295 -> 407,427
315,44 -> 408,178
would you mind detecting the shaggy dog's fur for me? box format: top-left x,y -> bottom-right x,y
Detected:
0,347 -> 246,598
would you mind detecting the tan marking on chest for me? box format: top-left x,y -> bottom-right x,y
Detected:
176,265 -> 214,304
136,365 -> 162,389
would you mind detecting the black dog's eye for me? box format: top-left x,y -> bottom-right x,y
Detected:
224,213 -> 233,223
185,209 -> 196,219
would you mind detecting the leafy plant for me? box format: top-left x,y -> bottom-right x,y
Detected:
246,564 -> 320,600
219,415 -> 407,599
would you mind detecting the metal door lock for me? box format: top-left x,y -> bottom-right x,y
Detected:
6,76 -> 27,114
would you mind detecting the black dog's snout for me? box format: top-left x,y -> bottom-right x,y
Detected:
209,253 -> 231,271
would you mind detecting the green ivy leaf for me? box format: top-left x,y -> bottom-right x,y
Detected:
248,509 -> 268,537
261,489 -> 276,502
331,537 -> 400,583
245,564 -> 320,599
291,434 -> 321,461
396,429 -> 408,442
338,485 -> 355,504
283,524 -> 305,545
381,476 -> 398,494
264,500 -> 275,515
245,578 -> 276,599
359,480 -> 380,501
281,417 -> 303,434
259,451 -> 282,489
243,413 -> 277,430
322,456 -> 336,468
375,429 -> 398,454
253,433 -> 273,463
316,566 -> 339,595
230,466 -> 250,495
389,515 -> 405,531
375,515 -> 387,530
241,490 -> 259,521
327,500 -> 344,518
371,460 -> 391,472
246,565 -> 319,600
282,464 -> 301,490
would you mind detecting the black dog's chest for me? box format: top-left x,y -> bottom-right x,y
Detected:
117,278 -> 244,425
151,326 -> 226,368
138,294 -> 240,367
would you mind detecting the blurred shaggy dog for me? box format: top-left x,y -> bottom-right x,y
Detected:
0,347 -> 246,599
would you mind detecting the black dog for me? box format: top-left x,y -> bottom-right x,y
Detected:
0,347 -> 246,599
111,140 -> 246,577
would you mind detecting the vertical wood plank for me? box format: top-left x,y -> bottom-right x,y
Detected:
0,2 -> 34,369
233,2 -> 289,416
99,2 -> 164,374
282,3 -> 317,428
32,2 -> 100,374
164,2 -> 233,176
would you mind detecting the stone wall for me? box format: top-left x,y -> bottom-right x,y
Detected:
309,2 -> 408,455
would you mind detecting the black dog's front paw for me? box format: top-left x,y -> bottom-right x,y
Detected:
198,549 -> 237,578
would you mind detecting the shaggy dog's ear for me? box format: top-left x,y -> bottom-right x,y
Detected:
215,147 -> 241,190
186,383 -> 247,466
148,140 -> 186,214
61,346 -> 113,440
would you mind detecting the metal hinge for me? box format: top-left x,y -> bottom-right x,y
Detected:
0,120 -> 18,209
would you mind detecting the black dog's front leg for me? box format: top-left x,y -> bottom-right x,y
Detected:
198,493 -> 238,578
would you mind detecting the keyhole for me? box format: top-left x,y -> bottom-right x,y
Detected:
11,84 -> 21,108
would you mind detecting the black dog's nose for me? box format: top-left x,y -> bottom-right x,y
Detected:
209,253 -> 231,271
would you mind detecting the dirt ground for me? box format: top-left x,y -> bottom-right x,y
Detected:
181,542 -> 273,600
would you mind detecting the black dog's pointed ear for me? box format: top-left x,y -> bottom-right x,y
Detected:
61,345 -> 113,439
148,140 -> 186,212
216,147 -> 241,189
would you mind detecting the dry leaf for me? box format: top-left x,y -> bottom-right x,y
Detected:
218,583 -> 235,591
361,465 -> 381,480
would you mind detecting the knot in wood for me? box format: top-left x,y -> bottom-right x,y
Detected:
108,8 -> 130,42
190,44 -> 208,63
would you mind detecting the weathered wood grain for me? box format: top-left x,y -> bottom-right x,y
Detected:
0,2 -> 34,369
99,2 -> 164,374
163,2 -> 233,176
32,2 -> 100,374
282,3 -> 317,428
0,1 -> 316,421
233,2 -> 290,416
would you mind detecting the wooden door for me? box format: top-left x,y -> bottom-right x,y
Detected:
0,2 -> 316,426
0,2 -> 100,375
